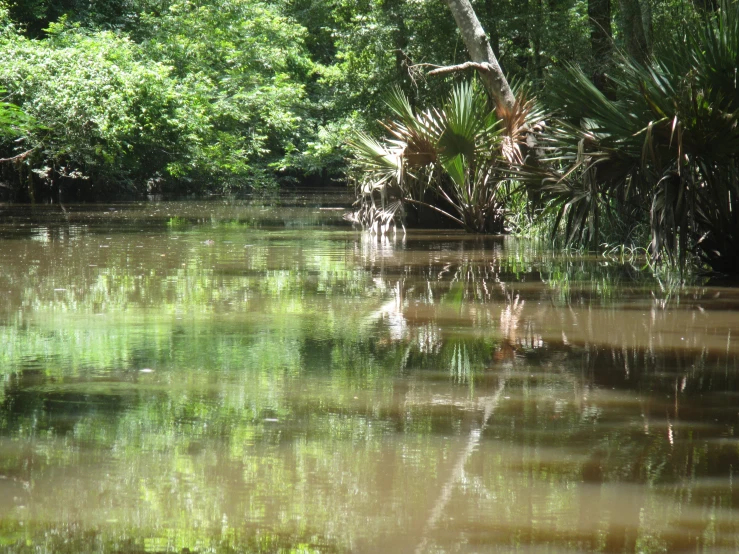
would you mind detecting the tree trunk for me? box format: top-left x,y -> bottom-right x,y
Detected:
441,0 -> 516,112
531,0 -> 544,83
383,0 -> 413,99
618,0 -> 649,62
588,0 -> 612,89
640,0 -> 652,52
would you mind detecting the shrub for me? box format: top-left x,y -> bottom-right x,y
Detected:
0,1 -> 318,196
520,1 -> 739,274
349,81 -> 539,234
0,22 -> 201,196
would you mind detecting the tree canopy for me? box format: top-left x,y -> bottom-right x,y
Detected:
0,0 -> 712,199
1,0 -> 737,276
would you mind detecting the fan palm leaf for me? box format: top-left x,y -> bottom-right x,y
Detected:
349,79 -> 534,234
516,0 -> 739,272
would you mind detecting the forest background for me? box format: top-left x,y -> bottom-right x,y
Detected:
0,0 -> 702,198
2,0 -> 738,274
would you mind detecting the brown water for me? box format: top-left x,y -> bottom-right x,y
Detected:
0,194 -> 738,553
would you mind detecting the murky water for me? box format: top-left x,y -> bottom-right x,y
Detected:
0,193 -> 738,553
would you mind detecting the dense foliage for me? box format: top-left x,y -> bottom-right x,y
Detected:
350,82 -> 540,233
520,1 -> 739,273
0,22 -> 195,194
0,0 -> 707,197
0,1 -> 317,197
0,0 -> 736,273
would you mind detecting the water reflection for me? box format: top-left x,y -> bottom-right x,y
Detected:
0,194 -> 737,552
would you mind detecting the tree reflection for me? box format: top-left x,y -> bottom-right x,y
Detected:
0,200 -> 737,552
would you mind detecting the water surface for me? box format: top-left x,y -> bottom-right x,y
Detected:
0,194 -> 738,553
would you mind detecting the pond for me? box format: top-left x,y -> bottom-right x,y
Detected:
0,192 -> 738,553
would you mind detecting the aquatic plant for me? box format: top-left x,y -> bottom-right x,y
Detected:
166,216 -> 190,227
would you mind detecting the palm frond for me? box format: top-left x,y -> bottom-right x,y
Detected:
348,80 -> 540,234
513,0 -> 739,273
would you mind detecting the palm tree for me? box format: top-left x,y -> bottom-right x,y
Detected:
349,81 -> 537,234
518,1 -> 739,273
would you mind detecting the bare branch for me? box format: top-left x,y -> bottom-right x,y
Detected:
427,61 -> 491,76
409,62 -> 444,70
393,49 -> 426,90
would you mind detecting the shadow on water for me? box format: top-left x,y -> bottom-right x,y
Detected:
0,193 -> 737,552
